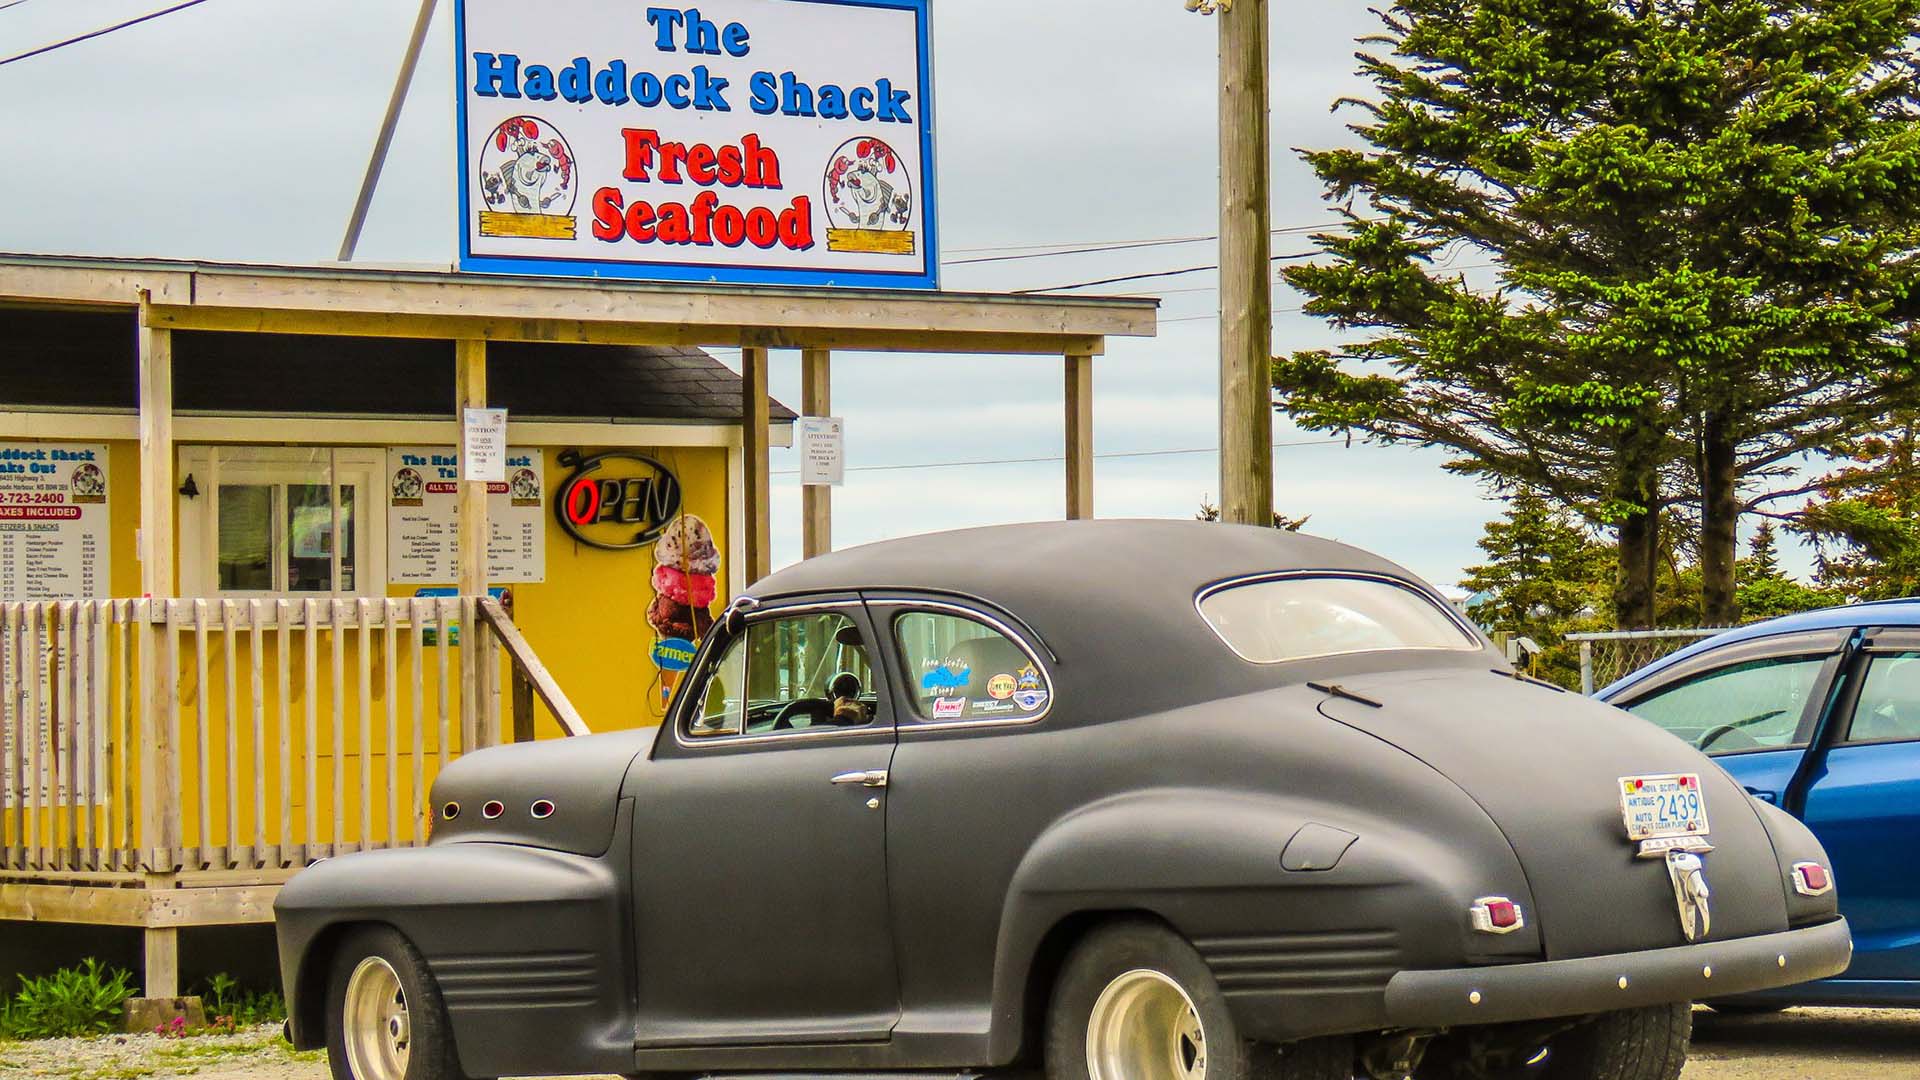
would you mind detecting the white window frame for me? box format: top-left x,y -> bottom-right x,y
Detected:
177,446 -> 387,599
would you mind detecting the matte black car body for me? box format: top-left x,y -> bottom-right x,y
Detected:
275,521 -> 1851,1079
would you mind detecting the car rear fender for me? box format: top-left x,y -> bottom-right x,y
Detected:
274,801 -> 637,1078
986,780 -> 1537,1054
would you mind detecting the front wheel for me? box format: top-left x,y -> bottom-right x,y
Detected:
326,926 -> 468,1080
1044,920 -> 1351,1080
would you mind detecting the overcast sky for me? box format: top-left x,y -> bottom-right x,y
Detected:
0,0 -> 1819,589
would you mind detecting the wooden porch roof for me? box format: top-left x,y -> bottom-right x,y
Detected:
0,253 -> 1158,356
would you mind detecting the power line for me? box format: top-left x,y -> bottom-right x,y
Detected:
941,220 -> 1370,258
771,437 -> 1349,477
1014,252 -> 1321,295
0,1 -> 34,13
0,0 -> 212,68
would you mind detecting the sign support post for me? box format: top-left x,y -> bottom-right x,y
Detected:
455,340 -> 497,748
1065,352 -> 1094,520
339,0 -> 440,262
135,291 -> 182,1002
742,347 -> 772,585
801,349 -> 833,558
1215,0 -> 1274,526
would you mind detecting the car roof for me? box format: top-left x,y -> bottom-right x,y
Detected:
753,519 -> 1416,608
1598,598 -> 1920,698
750,520 -> 1497,721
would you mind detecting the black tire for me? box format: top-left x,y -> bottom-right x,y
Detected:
1535,1004 -> 1691,1080
1044,920 -> 1352,1080
325,926 -> 467,1080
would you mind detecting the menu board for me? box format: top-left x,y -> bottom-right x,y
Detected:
0,442 -> 110,601
387,447 -> 546,584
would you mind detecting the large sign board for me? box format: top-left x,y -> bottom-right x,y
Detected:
456,0 -> 938,289
0,442 -> 109,602
387,448 -> 548,584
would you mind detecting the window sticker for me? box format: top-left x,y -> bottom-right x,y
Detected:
895,610 -> 1053,723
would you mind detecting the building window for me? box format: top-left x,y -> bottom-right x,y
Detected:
179,448 -> 384,598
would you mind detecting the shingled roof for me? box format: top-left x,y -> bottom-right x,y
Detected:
0,308 -> 795,423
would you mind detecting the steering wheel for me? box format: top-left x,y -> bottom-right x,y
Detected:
772,697 -> 834,731
1697,708 -> 1786,752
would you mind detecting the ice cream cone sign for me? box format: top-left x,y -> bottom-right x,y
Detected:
648,514 -> 720,708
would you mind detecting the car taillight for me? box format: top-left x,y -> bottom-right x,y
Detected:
1793,862 -> 1833,897
1470,896 -> 1525,934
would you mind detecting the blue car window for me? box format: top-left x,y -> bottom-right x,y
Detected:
1846,653 -> 1920,744
1625,656 -> 1827,753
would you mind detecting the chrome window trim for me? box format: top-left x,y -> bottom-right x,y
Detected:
1194,570 -> 1483,666
672,600 -> 889,751
873,598 -> 1056,731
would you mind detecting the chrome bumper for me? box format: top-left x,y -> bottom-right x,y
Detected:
1384,918 -> 1852,1028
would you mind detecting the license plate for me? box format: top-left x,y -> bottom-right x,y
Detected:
1619,774 -> 1710,842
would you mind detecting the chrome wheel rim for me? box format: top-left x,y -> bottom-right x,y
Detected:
1086,969 -> 1207,1080
343,956 -> 411,1080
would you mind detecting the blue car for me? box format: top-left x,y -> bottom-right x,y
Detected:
1600,600 -> 1920,1007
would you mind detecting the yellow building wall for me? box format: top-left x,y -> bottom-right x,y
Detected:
6,437 -> 728,857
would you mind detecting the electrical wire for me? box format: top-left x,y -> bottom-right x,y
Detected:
1014,252 -> 1321,295
0,0 -> 212,68
0,1 -> 34,13
771,437 -> 1350,477
941,220 -> 1373,258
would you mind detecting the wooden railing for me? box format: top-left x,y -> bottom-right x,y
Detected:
0,596 -> 586,879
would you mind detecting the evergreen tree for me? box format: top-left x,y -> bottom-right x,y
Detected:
1275,0 -> 1920,629
1795,412 -> 1920,600
1737,523 -> 1837,619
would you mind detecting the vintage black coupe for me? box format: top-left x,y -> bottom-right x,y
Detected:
275,521 -> 1852,1080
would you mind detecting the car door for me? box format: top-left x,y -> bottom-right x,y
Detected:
1614,629 -> 1851,806
628,597 -> 901,1048
1798,628 -> 1920,982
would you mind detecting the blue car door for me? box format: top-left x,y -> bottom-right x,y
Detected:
1798,629 -> 1920,986
1613,629 -> 1850,808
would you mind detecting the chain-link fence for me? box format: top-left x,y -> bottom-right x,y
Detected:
1565,628 -> 1731,696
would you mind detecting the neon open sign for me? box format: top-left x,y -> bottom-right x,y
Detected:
555,450 -> 683,550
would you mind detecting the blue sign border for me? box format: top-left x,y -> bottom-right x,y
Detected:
454,0 -> 939,290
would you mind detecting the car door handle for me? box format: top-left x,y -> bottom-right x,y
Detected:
1745,786 -> 1778,804
831,770 -> 889,788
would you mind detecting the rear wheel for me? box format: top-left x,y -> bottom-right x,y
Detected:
1044,921 -> 1351,1080
325,926 -> 467,1080
1530,1005 -> 1691,1080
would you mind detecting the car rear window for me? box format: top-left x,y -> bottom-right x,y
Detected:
1198,576 -> 1478,664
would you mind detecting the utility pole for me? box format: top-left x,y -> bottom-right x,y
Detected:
1189,0 -> 1274,526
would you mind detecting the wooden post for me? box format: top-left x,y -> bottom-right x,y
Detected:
144,926 -> 179,1001
455,341 -> 497,748
1217,0 -> 1274,526
135,298 -> 181,1000
742,346 -> 772,584
801,348 -> 832,559
1065,352 -> 1095,520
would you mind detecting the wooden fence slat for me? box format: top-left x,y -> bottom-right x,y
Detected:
331,599 -> 346,856
277,600 -> 292,866
193,599 -> 212,867
222,600 -> 240,867
411,599 -> 426,846
54,603 -> 71,871
358,599 -> 373,849
304,599 -> 319,858
82,602 -> 98,869
384,600 -> 399,849
27,605 -> 43,869
118,601 -> 135,864
437,599 -> 452,769
164,601 -> 185,871
1,606 -> 13,864
251,602 -> 267,866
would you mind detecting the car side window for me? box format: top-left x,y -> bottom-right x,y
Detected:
893,610 -> 1051,723
1844,652 -> 1920,744
686,610 -> 880,741
1624,656 -> 1829,754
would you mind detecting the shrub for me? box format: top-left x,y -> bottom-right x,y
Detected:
0,958 -> 136,1039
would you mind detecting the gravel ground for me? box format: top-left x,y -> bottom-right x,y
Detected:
0,1008 -> 1911,1079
